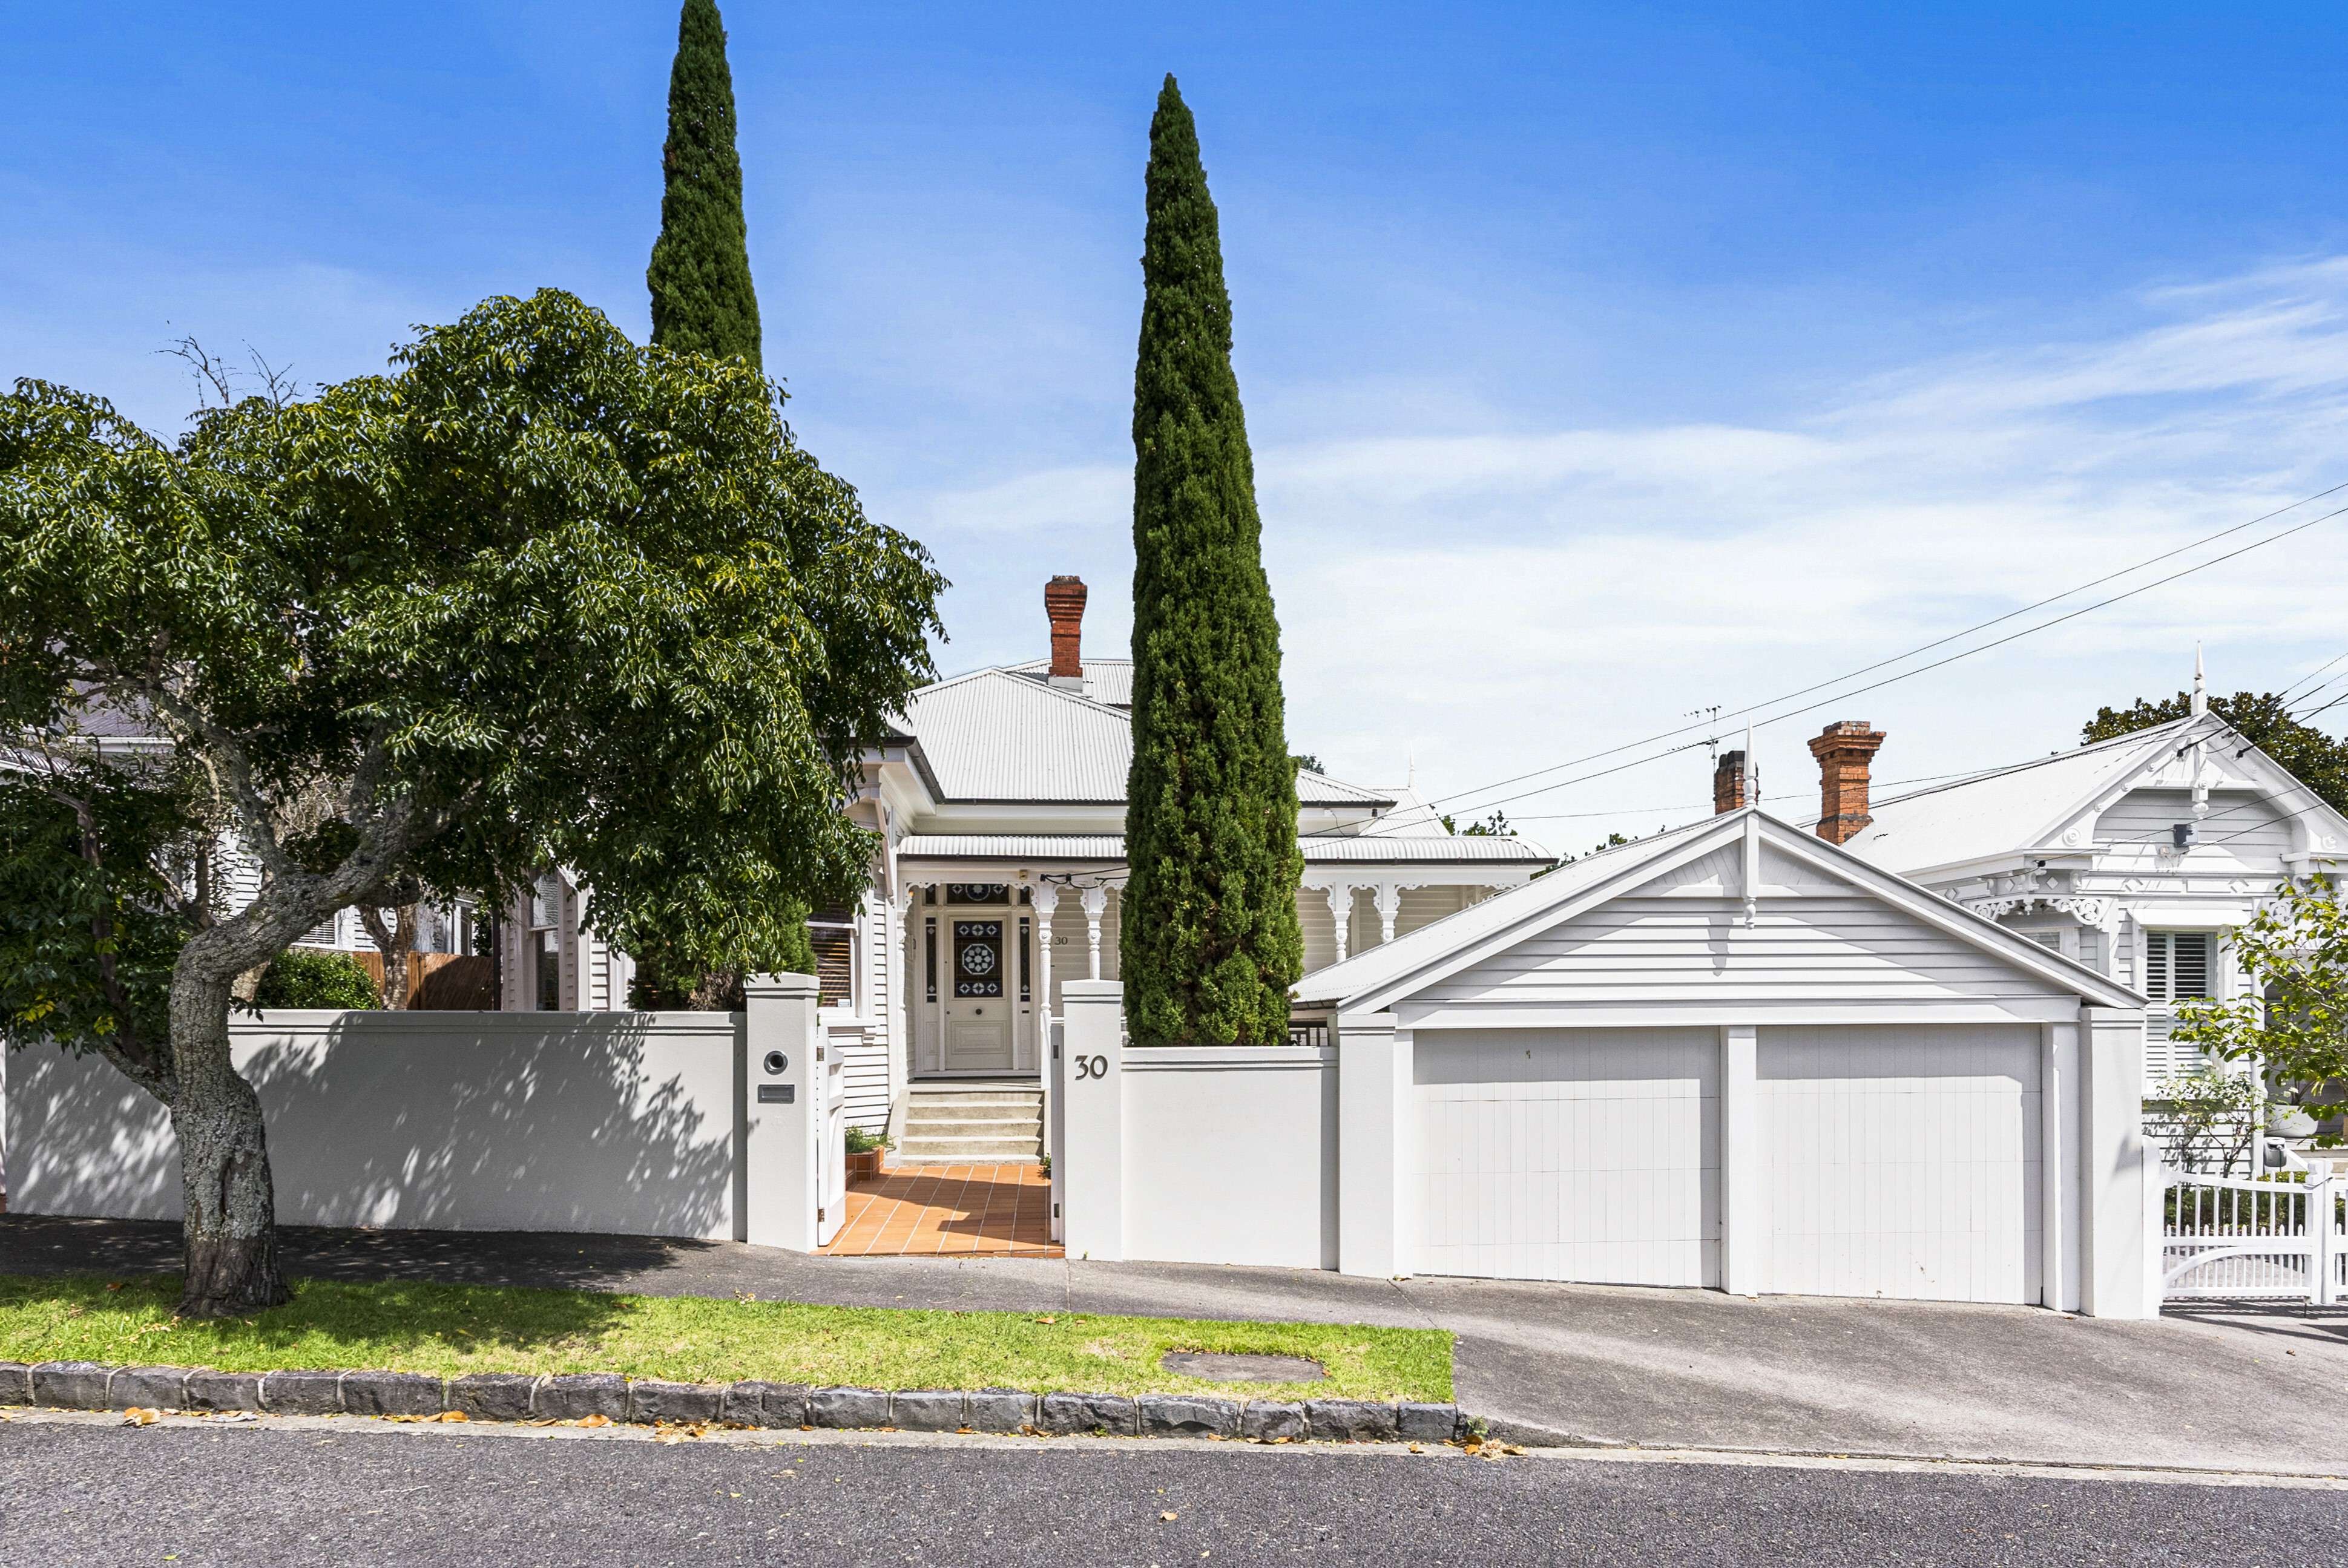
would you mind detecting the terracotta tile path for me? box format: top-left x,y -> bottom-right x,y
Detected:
822,1163 -> 1060,1258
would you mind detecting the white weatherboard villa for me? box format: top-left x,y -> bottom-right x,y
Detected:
502,575 -> 1555,1156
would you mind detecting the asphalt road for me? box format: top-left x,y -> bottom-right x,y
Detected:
0,1417 -> 2340,1568
11,1215 -> 2348,1474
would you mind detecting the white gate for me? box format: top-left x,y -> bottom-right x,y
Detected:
2160,1167 -> 2344,1304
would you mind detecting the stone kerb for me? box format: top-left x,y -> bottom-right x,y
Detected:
0,1359 -> 1464,1443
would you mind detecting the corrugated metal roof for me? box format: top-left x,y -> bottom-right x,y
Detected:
1007,658 -> 1136,708
898,831 -> 1552,866
1301,835 -> 1551,863
895,664 -> 1396,808
1841,717 -> 2198,873
896,671 -> 1135,801
900,834 -> 1127,861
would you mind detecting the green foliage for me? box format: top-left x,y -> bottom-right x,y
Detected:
2082,691 -> 2348,815
254,950 -> 380,1011
1289,753 -> 1324,775
627,902 -> 814,1010
1,287 -> 943,1085
1441,810 -> 1514,837
2169,876 -> 2348,1124
843,1124 -> 890,1154
0,756 -> 196,1083
1119,77 -> 1303,1048
646,0 -> 762,369
2143,1065 -> 2264,1173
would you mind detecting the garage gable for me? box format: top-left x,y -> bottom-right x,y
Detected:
1297,809 -> 2140,1024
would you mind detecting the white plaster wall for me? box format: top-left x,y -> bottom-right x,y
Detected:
1119,1045 -> 1337,1269
5,1011 -> 742,1239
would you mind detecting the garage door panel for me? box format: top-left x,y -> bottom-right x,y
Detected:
1411,1028 -> 1718,1287
1759,1024 -> 2039,1304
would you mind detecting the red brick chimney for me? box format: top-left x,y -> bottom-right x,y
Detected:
1712,750 -> 1749,815
1044,576 -> 1087,686
1807,721 -> 1886,844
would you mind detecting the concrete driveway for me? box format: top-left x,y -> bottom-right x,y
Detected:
6,1215 -> 2343,1476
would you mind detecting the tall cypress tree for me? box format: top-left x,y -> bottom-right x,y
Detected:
1120,76 -> 1303,1048
647,0 -> 762,367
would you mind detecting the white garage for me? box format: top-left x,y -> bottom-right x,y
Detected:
1292,808 -> 2156,1316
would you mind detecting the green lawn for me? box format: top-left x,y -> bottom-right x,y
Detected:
0,1274 -> 1450,1402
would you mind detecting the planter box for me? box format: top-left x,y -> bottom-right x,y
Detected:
847,1148 -> 887,1183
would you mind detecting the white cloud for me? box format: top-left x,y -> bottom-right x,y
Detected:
1010,255 -> 2348,848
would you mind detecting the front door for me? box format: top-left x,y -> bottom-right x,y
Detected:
944,910 -> 1013,1071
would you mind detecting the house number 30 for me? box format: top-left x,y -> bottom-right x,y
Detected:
1074,1055 -> 1108,1080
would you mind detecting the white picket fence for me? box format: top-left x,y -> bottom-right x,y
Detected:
2160,1166 -> 2346,1304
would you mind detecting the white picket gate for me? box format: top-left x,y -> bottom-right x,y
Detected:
2160,1167 -> 2346,1304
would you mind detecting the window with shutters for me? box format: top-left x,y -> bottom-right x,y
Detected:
809,910 -> 856,1010
2142,931 -> 2214,1003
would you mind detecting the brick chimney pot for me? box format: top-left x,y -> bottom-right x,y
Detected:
1712,750 -> 1749,816
1044,575 -> 1087,682
1807,721 -> 1886,845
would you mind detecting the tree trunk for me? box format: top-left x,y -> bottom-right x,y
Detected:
168,967 -> 290,1316
358,901 -> 419,1009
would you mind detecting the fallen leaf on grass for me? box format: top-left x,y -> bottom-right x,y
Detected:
120,1408 -> 159,1426
104,1281 -> 126,1293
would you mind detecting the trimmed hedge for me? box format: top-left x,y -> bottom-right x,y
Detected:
254,950 -> 380,1010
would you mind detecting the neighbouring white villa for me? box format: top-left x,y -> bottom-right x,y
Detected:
1813,671 -> 2348,1083
504,576 -> 1556,1153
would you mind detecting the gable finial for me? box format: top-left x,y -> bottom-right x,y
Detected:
2191,641 -> 2208,717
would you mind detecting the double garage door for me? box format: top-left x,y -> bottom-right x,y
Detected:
1410,1024 -> 2042,1303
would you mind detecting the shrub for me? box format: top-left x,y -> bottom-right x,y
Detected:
254,950 -> 380,1011
843,1125 -> 891,1155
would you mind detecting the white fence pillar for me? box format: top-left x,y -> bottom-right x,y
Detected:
1337,1009 -> 1410,1278
742,973 -> 823,1251
1058,980 -> 1125,1261
1718,1024 -> 1761,1296
2080,1004 -> 2153,1318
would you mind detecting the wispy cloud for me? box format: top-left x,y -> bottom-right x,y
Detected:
919,255 -> 2348,847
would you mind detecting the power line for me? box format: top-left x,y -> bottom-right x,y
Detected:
1397,481 -> 2348,824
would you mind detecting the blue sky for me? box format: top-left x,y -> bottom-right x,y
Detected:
8,4 -> 2348,845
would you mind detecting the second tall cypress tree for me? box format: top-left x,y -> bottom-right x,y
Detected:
1120,76 -> 1304,1048
647,0 -> 763,368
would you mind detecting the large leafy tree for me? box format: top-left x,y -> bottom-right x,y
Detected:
2083,690 -> 2348,814
646,0 -> 763,369
1119,76 -> 1303,1048
0,290 -> 943,1314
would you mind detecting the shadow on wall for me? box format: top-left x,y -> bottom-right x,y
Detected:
4,1012 -> 742,1242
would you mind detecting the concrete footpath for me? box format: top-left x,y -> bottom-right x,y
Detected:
5,1215 -> 2344,1477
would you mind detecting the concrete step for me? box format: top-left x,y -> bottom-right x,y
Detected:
906,1106 -> 1042,1131
894,1134 -> 1044,1162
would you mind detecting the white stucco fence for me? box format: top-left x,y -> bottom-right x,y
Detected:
2,976 -> 843,1248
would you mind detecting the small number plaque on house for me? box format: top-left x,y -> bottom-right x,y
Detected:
757,1084 -> 794,1104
